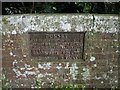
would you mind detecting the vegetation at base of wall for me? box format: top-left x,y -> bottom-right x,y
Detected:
35,79 -> 117,90
35,78 -> 86,89
0,75 -> 117,90
0,74 -> 10,90
49,83 -> 86,90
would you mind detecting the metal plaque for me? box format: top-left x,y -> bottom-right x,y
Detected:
28,32 -> 85,60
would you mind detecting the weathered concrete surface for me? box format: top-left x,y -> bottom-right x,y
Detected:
1,14 -> 119,88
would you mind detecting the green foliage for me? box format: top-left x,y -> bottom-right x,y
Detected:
0,74 -> 10,90
35,78 -> 43,89
2,2 -> 120,15
35,78 -> 87,90
50,84 -> 86,90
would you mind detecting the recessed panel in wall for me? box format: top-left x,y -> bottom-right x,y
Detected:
28,32 -> 85,60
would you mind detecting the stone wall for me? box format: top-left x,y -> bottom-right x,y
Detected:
1,14 -> 119,88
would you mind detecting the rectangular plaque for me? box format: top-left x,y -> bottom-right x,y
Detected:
28,32 -> 85,60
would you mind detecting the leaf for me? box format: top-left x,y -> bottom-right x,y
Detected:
52,7 -> 57,10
